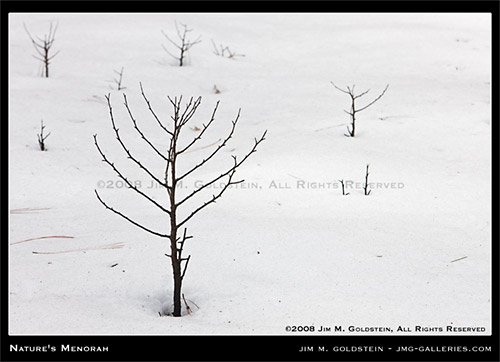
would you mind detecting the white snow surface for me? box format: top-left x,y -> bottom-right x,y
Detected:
8,13 -> 491,335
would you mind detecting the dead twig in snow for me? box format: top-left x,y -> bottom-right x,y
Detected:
10,207 -> 51,214
450,256 -> 468,263
11,235 -> 74,245
182,293 -> 192,315
32,242 -> 124,255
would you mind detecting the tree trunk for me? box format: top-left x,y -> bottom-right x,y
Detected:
169,143 -> 182,316
169,219 -> 182,316
171,235 -> 182,316
44,48 -> 49,78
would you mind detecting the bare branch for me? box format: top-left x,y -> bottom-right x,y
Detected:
178,97 -> 201,127
161,43 -> 180,60
331,82 -> 350,94
364,164 -> 372,196
177,130 -> 267,222
112,67 -> 126,91
95,190 -> 170,238
94,134 -> 171,215
139,83 -> 174,136
123,94 -> 168,161
161,22 -> 201,66
354,88 -> 370,99
105,93 -> 167,187
211,39 -> 221,55
177,228 -> 193,261
177,109 -> 241,182
46,49 -> 61,61
37,120 -> 50,151
161,30 -> 183,50
178,100 -> 219,154
181,255 -> 191,280
338,179 -> 350,196
357,84 -> 389,112
177,170 -> 241,229
24,22 -> 59,77
332,81 -> 389,137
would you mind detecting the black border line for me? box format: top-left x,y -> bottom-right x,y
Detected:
1,1 -> 498,361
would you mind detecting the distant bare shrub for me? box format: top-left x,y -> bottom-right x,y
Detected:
211,40 -> 245,59
331,82 -> 389,137
37,120 -> 51,151
112,67 -> 126,91
162,22 -> 201,66
364,164 -> 371,195
24,22 -> 60,78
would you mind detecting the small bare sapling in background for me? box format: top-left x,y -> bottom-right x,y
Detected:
112,67 -> 126,91
37,120 -> 51,151
364,164 -> 371,195
24,22 -> 60,78
339,179 -> 350,195
331,82 -> 389,137
162,22 -> 201,66
211,39 -> 245,59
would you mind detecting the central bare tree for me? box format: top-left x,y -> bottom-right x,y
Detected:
94,84 -> 266,317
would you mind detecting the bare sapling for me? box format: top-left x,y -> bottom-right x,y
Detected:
339,179 -> 350,195
331,82 -> 389,137
37,120 -> 51,151
211,39 -> 245,59
94,84 -> 266,317
24,22 -> 60,78
113,67 -> 126,90
162,22 -> 202,66
364,164 -> 371,195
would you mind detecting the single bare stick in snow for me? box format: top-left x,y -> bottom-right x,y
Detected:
37,120 -> 51,151
11,235 -> 74,245
450,256 -> 468,263
182,293 -> 191,315
364,164 -> 371,196
24,22 -> 60,78
338,179 -> 350,196
162,22 -> 201,66
331,82 -> 389,137
94,84 -> 266,317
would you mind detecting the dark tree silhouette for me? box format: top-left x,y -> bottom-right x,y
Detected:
338,179 -> 350,196
364,164 -> 372,196
37,120 -> 51,151
24,22 -> 60,78
162,22 -> 201,66
113,67 -> 126,90
94,84 -> 266,317
331,82 -> 389,137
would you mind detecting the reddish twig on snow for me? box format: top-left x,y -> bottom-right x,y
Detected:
11,235 -> 74,246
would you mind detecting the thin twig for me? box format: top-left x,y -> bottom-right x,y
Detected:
11,235 -> 74,245
95,190 -> 170,238
450,256 -> 468,263
182,293 -> 192,315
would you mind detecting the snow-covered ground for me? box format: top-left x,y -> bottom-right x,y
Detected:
8,13 -> 491,335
